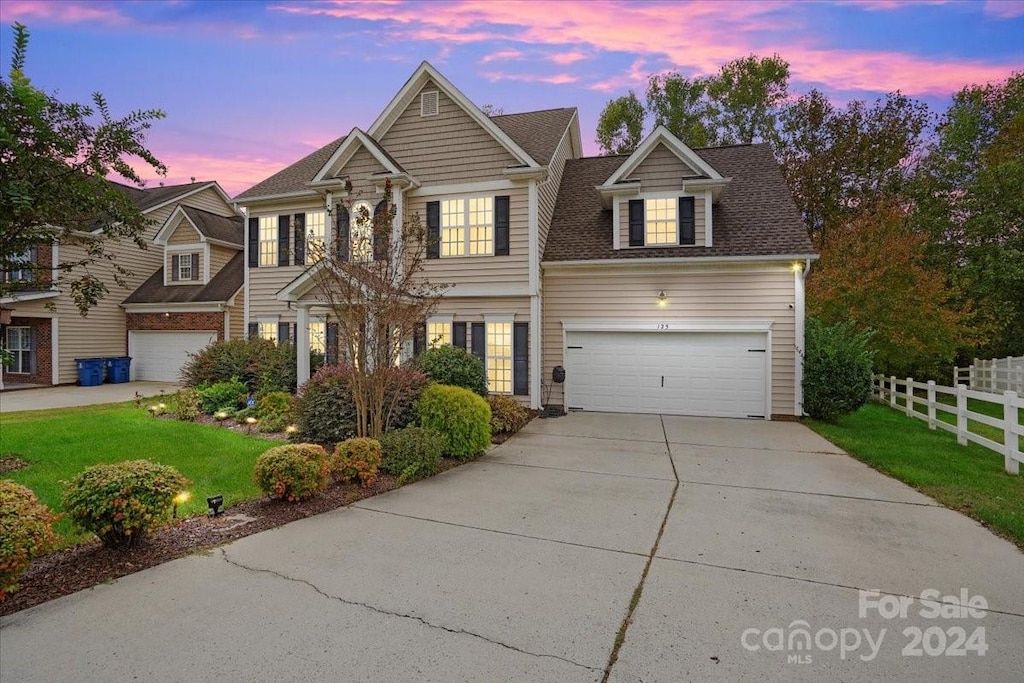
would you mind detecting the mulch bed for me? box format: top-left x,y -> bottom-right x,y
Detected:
1,454 -> 31,473
0,457 -> 468,618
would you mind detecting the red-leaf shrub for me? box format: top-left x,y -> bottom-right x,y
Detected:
253,444 -> 330,502
1,480 -> 59,600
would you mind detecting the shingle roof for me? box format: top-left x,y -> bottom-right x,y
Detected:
234,136 -> 346,200
490,108 -> 576,165
180,206 -> 243,246
543,143 -> 815,262
123,252 -> 244,305
234,107 -> 577,200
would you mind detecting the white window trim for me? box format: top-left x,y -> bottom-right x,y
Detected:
440,195 -> 495,259
178,253 -> 193,281
427,314 -> 454,348
164,244 -> 209,285
620,191 -> 701,249
258,215 -> 278,267
305,210 -> 328,263
5,326 -> 32,374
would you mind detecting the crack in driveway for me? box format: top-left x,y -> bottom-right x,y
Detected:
218,548 -> 605,676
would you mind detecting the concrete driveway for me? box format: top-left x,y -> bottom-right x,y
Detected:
0,381 -> 180,413
2,413 -> 1022,682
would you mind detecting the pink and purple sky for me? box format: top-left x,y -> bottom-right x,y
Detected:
2,0 -> 1021,197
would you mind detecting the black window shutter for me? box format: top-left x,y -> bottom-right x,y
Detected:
277,215 -> 290,267
679,196 -> 695,245
277,322 -> 290,346
248,322 -> 258,339
471,322 -> 485,364
373,200 -> 389,261
171,254 -> 180,281
628,199 -> 645,246
191,252 -> 200,281
513,322 -> 528,396
336,204 -> 350,263
494,195 -> 510,256
426,201 -> 440,259
326,323 -> 339,365
293,213 -> 306,266
413,322 -> 426,356
452,322 -> 467,349
248,217 -> 258,267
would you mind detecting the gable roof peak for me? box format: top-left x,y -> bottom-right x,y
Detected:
604,126 -> 724,186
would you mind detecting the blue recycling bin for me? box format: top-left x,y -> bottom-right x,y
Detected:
75,358 -> 105,386
105,356 -> 132,384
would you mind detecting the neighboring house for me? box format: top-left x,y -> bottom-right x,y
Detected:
234,61 -> 816,419
0,181 -> 242,387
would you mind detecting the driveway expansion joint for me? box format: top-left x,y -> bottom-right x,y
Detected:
675,478 -> 940,507
485,459 -> 675,482
218,548 -> 605,674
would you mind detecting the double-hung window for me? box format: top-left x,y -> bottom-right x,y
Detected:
4,249 -> 34,283
5,326 -> 32,374
178,253 -> 193,281
306,211 -> 327,263
351,201 -> 373,262
645,198 -> 677,245
485,321 -> 513,394
258,216 -> 277,266
441,197 -> 493,257
427,318 -> 451,348
258,322 -> 278,344
309,319 -> 326,353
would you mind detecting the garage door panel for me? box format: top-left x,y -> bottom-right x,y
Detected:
566,331 -> 767,419
128,331 -> 217,382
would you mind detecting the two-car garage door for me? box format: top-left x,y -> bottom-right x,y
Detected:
565,331 -> 767,419
128,331 -> 216,382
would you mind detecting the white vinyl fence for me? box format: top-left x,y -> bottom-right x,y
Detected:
873,374 -> 1023,475
955,356 -> 1024,394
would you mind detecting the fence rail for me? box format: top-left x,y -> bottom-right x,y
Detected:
873,374 -> 1022,475
954,356 -> 1024,394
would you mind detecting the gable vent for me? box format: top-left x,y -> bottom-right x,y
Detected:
420,90 -> 439,117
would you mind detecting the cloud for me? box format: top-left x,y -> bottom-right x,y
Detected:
983,0 -> 1024,18
482,70 -> 579,85
481,49 -> 526,64
549,50 -> 588,65
0,0 -> 131,26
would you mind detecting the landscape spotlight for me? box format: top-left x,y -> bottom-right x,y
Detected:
207,494 -> 224,517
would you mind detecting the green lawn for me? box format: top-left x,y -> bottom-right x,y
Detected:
808,403 -> 1024,550
1,403 -> 275,543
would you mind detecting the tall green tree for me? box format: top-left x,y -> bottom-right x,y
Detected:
595,54 -> 790,153
0,23 -> 166,314
914,72 -> 1024,357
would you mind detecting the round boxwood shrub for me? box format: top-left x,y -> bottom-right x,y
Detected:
416,384 -> 491,460
198,377 -> 248,415
379,426 -> 444,484
253,443 -> 331,502
488,395 -> 530,435
1,480 -> 60,600
413,345 -> 488,397
803,317 -> 875,423
62,460 -> 191,548
333,438 -> 382,488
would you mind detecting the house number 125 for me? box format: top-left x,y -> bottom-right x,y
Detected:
657,323 -> 670,330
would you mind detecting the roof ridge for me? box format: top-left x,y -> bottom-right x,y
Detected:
490,106 -> 576,119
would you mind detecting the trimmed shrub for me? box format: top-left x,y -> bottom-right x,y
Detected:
333,438 -> 382,488
413,345 -> 488,397
62,460 -> 191,548
253,444 -> 330,502
182,337 -> 296,394
172,388 -> 201,421
258,414 -> 288,433
416,384 -> 491,459
198,378 -> 248,415
293,364 -> 429,444
379,426 -> 444,483
488,395 -> 530,435
256,391 -> 292,419
1,481 -> 59,600
803,317 -> 875,423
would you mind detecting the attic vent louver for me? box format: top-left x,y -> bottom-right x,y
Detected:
420,90 -> 439,117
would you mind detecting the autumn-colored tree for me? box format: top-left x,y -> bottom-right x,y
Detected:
807,199 -> 975,379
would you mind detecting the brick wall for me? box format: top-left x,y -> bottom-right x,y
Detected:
1,316 -> 53,385
126,312 -> 225,340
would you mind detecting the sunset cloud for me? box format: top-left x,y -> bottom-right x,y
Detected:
0,0 -> 131,26
482,70 -> 579,85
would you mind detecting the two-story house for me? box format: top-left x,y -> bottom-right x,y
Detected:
0,181 -> 242,388
235,62 -> 816,420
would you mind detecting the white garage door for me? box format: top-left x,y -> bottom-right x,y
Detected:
128,331 -> 217,382
565,331 -> 768,418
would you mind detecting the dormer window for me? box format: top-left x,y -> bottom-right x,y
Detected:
178,253 -> 193,281
628,196 -> 696,247
644,198 -> 676,245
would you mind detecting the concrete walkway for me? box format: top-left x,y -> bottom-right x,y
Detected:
0,381 -> 180,413
1,414 -> 1022,682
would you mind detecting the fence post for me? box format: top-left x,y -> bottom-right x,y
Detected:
906,377 -> 914,416
953,366 -> 959,387
956,384 -> 968,446
969,360 -> 976,390
890,376 -> 898,409
1005,391 -> 1020,475
927,380 -> 936,430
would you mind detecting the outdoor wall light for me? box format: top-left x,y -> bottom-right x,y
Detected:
790,261 -> 804,273
207,494 -> 224,517
656,291 -> 669,307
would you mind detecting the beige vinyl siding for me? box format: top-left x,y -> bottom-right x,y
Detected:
379,80 -> 518,185
209,245 -> 237,274
331,146 -> 389,198
624,143 -> 702,190
177,186 -> 237,217
537,123 -> 575,255
542,265 -> 797,417
618,195 -> 706,248
228,289 -> 245,340
408,185 -> 530,289
167,218 -> 200,245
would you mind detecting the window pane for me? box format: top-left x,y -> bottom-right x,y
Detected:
645,198 -> 677,245
306,211 -> 326,263
427,321 -> 451,348
485,322 -> 512,394
259,216 -> 278,266
467,196 -> 493,255
309,321 -> 326,353
5,327 -> 31,373
258,322 -> 277,344
178,253 -> 192,280
441,199 -> 465,257
350,201 -> 373,262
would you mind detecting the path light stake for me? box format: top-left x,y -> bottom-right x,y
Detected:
172,491 -> 191,519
